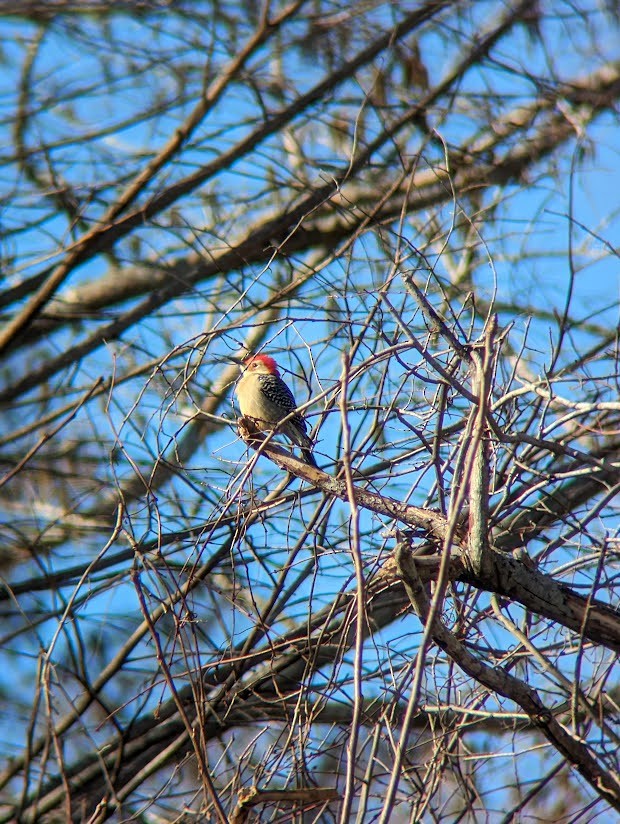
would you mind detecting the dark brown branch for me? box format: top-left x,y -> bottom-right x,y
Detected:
395,544 -> 620,810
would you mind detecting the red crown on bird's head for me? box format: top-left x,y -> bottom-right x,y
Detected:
243,354 -> 280,375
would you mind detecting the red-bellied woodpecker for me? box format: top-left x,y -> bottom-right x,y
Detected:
235,354 -> 317,467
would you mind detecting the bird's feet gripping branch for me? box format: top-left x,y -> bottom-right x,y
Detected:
235,354 -> 318,468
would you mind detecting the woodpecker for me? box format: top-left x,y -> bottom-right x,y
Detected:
235,354 -> 317,467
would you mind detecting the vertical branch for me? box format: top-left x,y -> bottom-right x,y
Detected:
338,351 -> 365,824
378,534 -> 431,824
467,318 -> 497,573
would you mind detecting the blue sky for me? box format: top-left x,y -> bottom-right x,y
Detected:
1,3 -> 619,817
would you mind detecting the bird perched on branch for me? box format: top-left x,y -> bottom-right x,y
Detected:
235,354 -> 317,467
